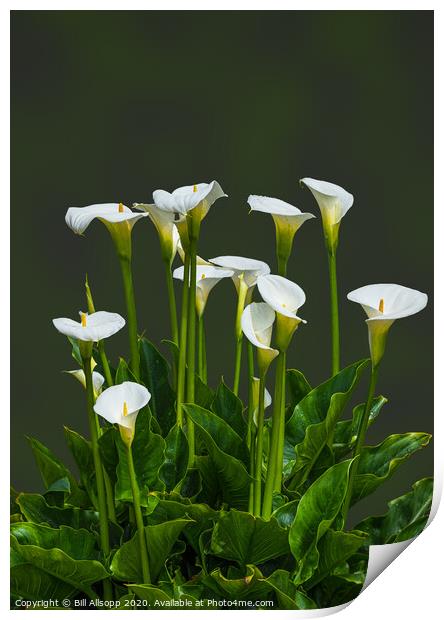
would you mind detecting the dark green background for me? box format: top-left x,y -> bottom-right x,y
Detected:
11,11 -> 433,523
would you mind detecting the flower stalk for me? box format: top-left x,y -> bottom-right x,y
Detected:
176,254 -> 190,427
328,249 -> 340,376
119,257 -> 140,381
233,275 -> 248,396
197,315 -> 207,382
85,277 -> 114,387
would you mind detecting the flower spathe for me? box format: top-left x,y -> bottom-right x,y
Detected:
133,203 -> 180,264
53,311 -> 125,343
247,195 -> 315,272
300,178 -> 353,250
153,181 -> 227,221
65,203 -> 149,259
347,283 -> 428,367
241,302 -> 278,374
173,264 -> 234,317
66,368 -> 105,398
209,255 -> 271,296
257,274 -> 306,351
94,381 -> 151,446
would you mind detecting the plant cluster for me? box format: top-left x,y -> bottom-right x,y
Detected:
11,179 -> 432,609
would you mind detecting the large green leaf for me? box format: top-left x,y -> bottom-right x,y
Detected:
159,423 -> 189,491
115,408 -> 165,505
211,380 -> 246,439
184,405 -> 250,509
98,425 -> 119,484
11,522 -> 98,560
195,374 -> 214,409
286,369 -> 312,409
11,564 -> 77,603
11,535 -> 108,598
210,510 -> 290,567
351,433 -> 432,505
147,498 -> 218,552
356,477 -> 433,543
17,493 -> 100,531
111,519 -> 192,583
64,427 -> 97,507
129,582 -> 203,607
333,396 -> 388,458
289,460 -> 353,585
139,338 -> 175,435
305,529 -> 368,588
259,569 -> 317,610
272,500 -> 300,528
203,564 -> 271,602
284,360 -> 369,487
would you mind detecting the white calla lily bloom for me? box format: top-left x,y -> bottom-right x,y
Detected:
66,369 -> 105,398
251,377 -> 272,426
241,302 -> 278,374
209,256 -> 271,293
133,203 -> 180,264
247,195 -> 315,273
347,283 -> 428,367
300,178 -> 353,250
94,381 -> 151,445
153,181 -> 227,221
53,311 -> 125,343
173,264 -> 234,317
257,275 -> 306,351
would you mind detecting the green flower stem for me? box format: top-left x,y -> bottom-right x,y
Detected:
262,352 -> 286,519
119,257 -> 140,380
253,374 -> 266,517
277,254 -> 288,278
176,254 -> 190,427
341,365 -> 380,526
164,259 -> 179,347
126,444 -> 151,584
233,337 -> 243,396
232,280 -> 248,396
85,277 -> 114,387
186,235 -> 198,402
197,315 -> 207,382
247,342 -> 255,513
82,356 -> 112,601
273,351 -> 287,491
327,250 -> 340,376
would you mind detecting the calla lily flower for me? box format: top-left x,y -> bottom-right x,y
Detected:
247,195 -> 315,274
173,264 -> 234,318
153,181 -> 227,223
133,203 -> 180,265
94,381 -> 151,446
257,274 -> 306,351
65,369 -> 105,398
209,255 -> 271,296
241,302 -> 279,375
300,178 -> 353,250
251,376 -> 272,426
347,283 -> 428,367
53,311 -> 125,342
65,203 -> 148,258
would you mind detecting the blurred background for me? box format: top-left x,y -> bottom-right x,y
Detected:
11,10 -> 433,523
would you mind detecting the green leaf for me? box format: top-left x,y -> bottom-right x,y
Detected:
260,569 -> 317,609
184,405 -> 250,509
289,460 -> 353,585
115,357 -> 138,384
111,518 -> 192,583
333,396 -> 388,458
160,423 -> 189,491
11,522 -> 98,560
195,374 -> 215,409
17,493 -> 99,530
355,477 -> 433,544
64,427 -> 97,507
211,380 -> 246,439
284,360 -> 369,487
204,564 -> 271,601
139,338 -> 175,435
11,564 -> 77,603
352,433 -> 432,504
10,535 -> 108,597
210,510 -> 290,567
271,500 -> 300,528
98,426 -> 119,484
305,529 -> 368,589
129,582 -> 202,607
115,408 -> 165,505
286,369 -> 312,409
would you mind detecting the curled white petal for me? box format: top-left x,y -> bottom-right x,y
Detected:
241,302 -> 276,350
257,274 -> 306,322
347,284 -> 428,322
174,265 -> 233,316
65,203 -> 148,235
53,311 -> 126,342
300,178 -> 353,225
209,255 -> 270,289
94,381 -> 151,430
248,194 -> 315,224
153,181 -> 227,215
65,369 -> 105,394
